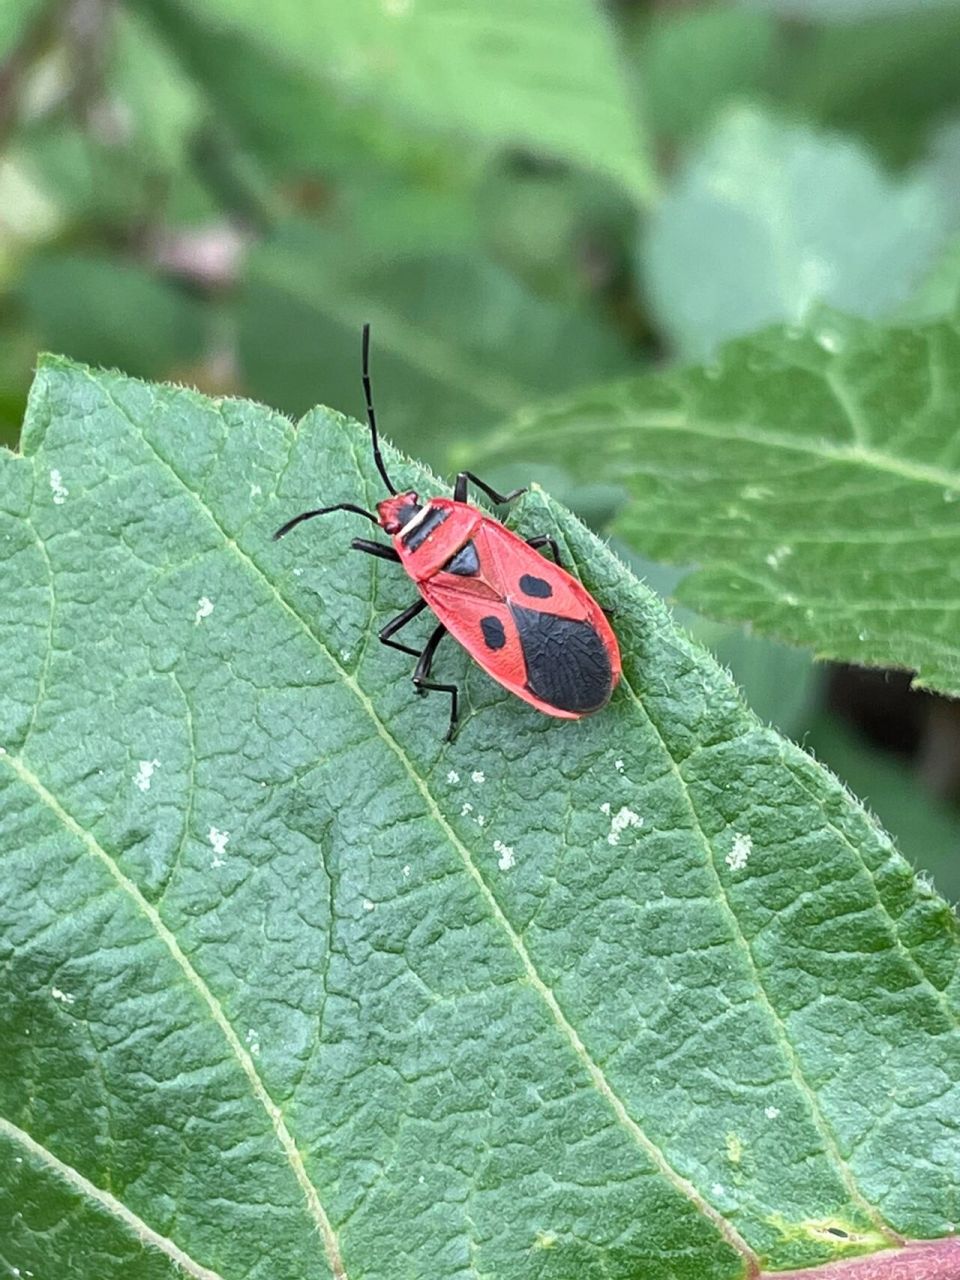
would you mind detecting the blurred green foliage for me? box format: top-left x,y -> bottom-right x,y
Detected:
2,0 -> 959,894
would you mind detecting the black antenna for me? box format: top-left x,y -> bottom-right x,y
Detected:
362,322 -> 397,495
273,503 -> 379,540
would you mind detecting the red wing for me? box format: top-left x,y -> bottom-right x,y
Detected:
419,518 -> 620,718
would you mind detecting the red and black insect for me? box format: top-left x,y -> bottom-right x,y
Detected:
274,326 -> 621,739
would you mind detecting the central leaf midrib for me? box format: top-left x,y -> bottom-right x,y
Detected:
92,375 -> 759,1270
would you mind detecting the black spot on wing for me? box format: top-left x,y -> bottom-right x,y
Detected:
511,605 -> 612,713
480,616 -> 506,650
519,573 -> 552,598
443,541 -> 480,576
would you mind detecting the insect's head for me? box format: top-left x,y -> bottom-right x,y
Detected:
377,491 -> 421,534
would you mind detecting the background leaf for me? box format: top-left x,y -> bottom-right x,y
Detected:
135,0 -> 654,202
779,7 -> 960,166
2,360 -> 959,1279
642,108 -> 954,360
638,7 -> 776,146
804,713 -> 960,901
238,222 -> 633,453
478,308 -> 960,698
745,0 -> 960,19
19,253 -> 207,380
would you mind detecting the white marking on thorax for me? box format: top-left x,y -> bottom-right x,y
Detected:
400,503 -> 434,535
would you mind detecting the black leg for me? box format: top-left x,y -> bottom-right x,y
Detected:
379,599 -> 428,659
526,534 -> 563,567
454,471 -> 526,506
352,537 -> 401,563
412,625 -> 459,741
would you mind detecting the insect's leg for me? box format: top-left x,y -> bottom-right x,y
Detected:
412,624 -> 459,741
526,534 -> 563,567
453,471 -> 526,506
379,598 -> 428,658
351,537 -> 401,563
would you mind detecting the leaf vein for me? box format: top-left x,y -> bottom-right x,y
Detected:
618,670 -> 902,1242
0,1113 -> 227,1280
0,751 -> 347,1280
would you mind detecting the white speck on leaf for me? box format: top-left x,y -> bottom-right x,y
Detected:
49,469 -> 68,504
600,802 -> 611,815
250,483 -> 262,497
765,1105 -> 781,1120
447,770 -> 460,784
726,832 -> 752,871
476,814 -> 486,827
194,596 -> 214,625
765,544 -> 792,569
461,802 -> 473,816
245,1028 -> 261,1055
816,327 -> 843,354
402,864 -> 411,877
471,770 -> 485,784
712,1183 -> 725,1198
606,806 -> 643,845
494,839 -> 515,871
51,987 -> 75,1005
363,899 -> 375,912
134,759 -> 160,792
208,826 -> 229,866
614,759 -> 624,773
293,567 -> 303,576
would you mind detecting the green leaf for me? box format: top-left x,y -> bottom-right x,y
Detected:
0,0 -> 46,61
638,5 -> 776,144
642,108 -> 952,360
781,9 -> 960,167
613,543 -> 821,738
3,357 -> 959,1278
479,308 -> 960,698
805,713 -> 960,903
136,0 -> 654,202
895,232 -> 960,323
107,6 -> 203,175
746,0 -> 960,21
19,254 -> 207,381
238,221 -> 633,454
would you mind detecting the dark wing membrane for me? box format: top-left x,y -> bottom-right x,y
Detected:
510,604 -> 613,713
